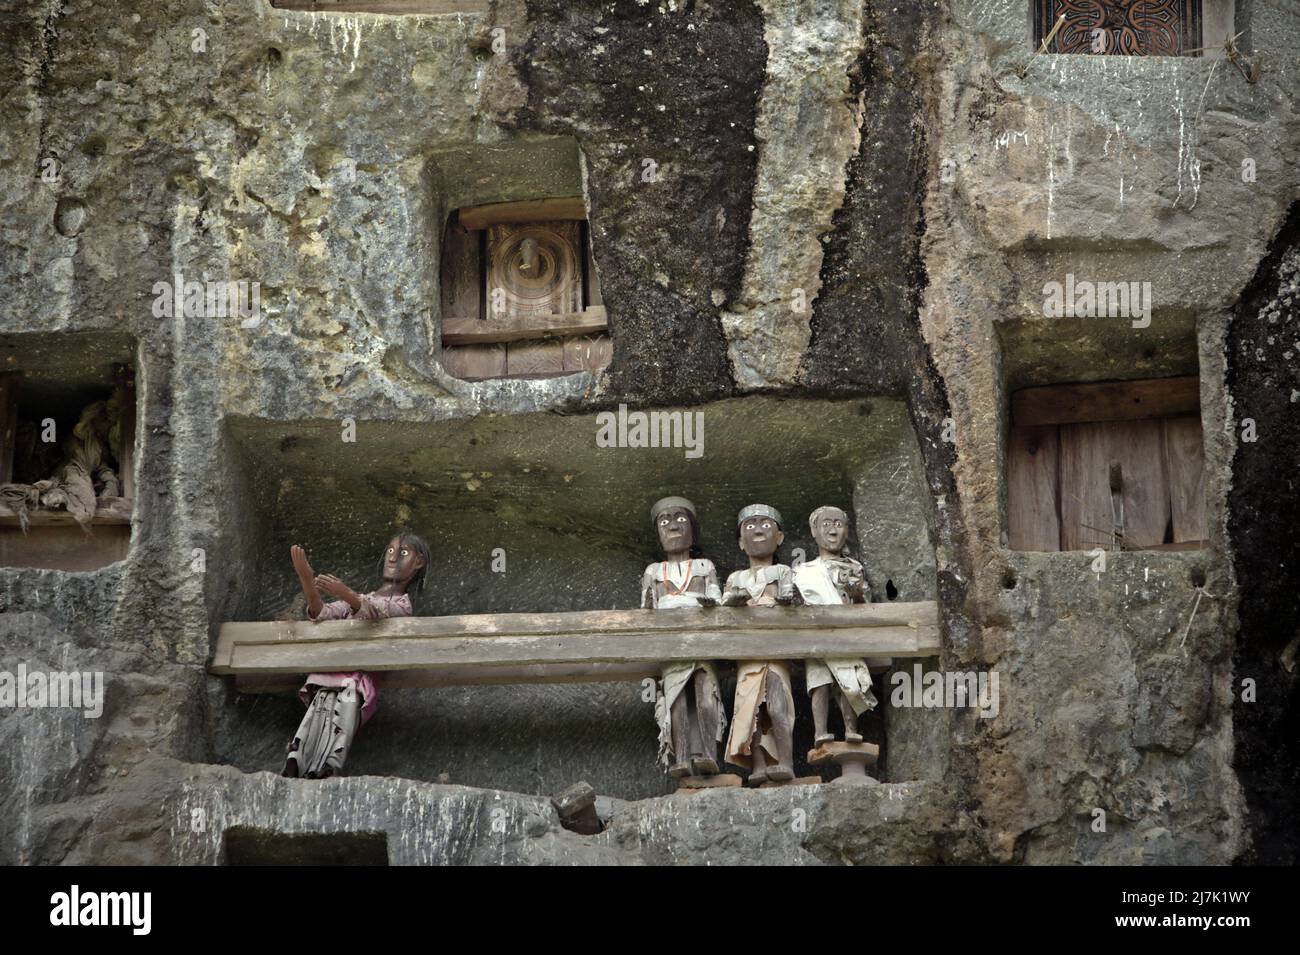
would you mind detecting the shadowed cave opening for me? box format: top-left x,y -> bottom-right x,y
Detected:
0,332 -> 137,571
209,396 -> 939,799
223,827 -> 389,865
997,312 -> 1206,553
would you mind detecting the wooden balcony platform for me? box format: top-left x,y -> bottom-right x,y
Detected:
212,601 -> 942,693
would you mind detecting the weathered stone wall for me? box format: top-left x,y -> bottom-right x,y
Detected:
1,0 -> 1296,864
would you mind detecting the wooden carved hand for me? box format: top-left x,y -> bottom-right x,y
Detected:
291,544 -> 314,583
315,574 -> 363,611
721,588 -> 751,607
291,544 -> 323,618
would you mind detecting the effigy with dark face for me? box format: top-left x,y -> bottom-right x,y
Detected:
640,496 -> 727,779
723,503 -> 797,785
282,532 -> 429,779
793,505 -> 878,745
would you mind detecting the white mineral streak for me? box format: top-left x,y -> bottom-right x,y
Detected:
1046,120 -> 1056,240
322,15 -> 365,73
720,0 -> 868,389
1021,47 -> 1223,236
1175,83 -> 1188,208
1110,122 -> 1126,205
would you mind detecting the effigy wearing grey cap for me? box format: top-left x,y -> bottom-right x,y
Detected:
651,496 -> 697,523
736,503 -> 783,527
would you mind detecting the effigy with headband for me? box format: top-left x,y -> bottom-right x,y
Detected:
651,496 -> 697,524
737,503 -> 783,528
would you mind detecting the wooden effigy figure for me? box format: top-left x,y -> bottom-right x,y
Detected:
282,532 -> 429,779
640,496 -> 727,779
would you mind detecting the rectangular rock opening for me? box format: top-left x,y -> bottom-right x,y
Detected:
431,139 -> 610,381
1030,1 -> 1238,57
212,396 -> 937,797
0,333 -> 137,571
222,827 -> 389,865
999,314 -> 1205,552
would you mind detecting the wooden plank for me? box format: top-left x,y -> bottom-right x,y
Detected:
271,1 -> 490,13
506,340 -> 565,378
216,602 -> 941,646
440,225 -> 481,323
1059,419 -> 1169,550
0,375 -> 18,484
1012,377 -> 1199,427
562,334 -> 613,374
441,344 -> 506,380
239,662 -> 666,694
1163,414 -> 1206,543
215,600 -> 946,647
0,496 -> 133,527
212,602 -> 943,685
458,197 -> 586,231
1007,423 -> 1060,551
443,307 -> 607,345
221,624 -> 937,675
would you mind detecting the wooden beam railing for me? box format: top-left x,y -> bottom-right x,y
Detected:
456,197 -> 587,231
0,496 -> 133,527
212,602 -> 942,693
441,306 -> 608,345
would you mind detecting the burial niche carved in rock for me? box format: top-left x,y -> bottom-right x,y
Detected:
440,198 -> 611,381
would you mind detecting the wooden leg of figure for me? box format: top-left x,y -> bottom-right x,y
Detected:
684,682 -> 704,758
669,691 -> 691,778
837,688 -> 863,743
764,672 -> 795,781
284,688 -> 358,779
749,721 -> 768,786
750,674 -> 777,785
690,668 -> 720,776
812,684 -> 832,744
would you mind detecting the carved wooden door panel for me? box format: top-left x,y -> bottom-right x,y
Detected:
1006,377 -> 1206,552
440,200 -> 611,381
1035,0 -> 1203,56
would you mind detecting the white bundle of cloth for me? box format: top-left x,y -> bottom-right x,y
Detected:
0,391 -> 123,532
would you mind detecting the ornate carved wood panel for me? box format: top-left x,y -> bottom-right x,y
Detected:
440,202 -> 611,381
1034,1 -> 1203,57
485,221 -> 583,322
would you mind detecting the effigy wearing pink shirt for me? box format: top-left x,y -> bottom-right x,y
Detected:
302,591 -> 412,726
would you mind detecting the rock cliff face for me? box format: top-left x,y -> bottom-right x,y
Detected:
1,0 -> 1295,864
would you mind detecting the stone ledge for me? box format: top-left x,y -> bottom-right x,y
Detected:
154,761 -> 955,865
